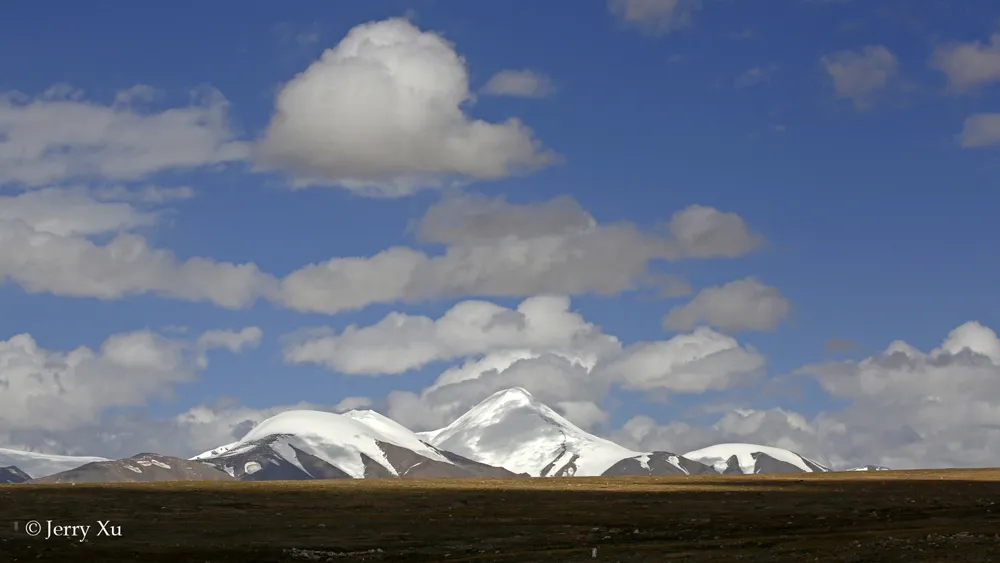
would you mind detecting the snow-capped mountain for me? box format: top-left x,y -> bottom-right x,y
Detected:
194,408 -> 520,480
683,443 -> 831,474
2,388 -> 890,483
0,447 -> 108,479
845,465 -> 892,472
0,466 -> 30,484
419,387 -> 711,477
30,453 -> 233,484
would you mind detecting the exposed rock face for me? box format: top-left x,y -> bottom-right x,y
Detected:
29,454 -> 233,484
722,455 -> 745,475
685,443 -> 832,475
751,453 -> 820,474
718,452 -> 828,474
431,448 -> 530,478
0,466 -> 30,484
602,452 -> 715,477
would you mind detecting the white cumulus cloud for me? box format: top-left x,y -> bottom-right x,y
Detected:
0,85 -> 248,187
0,327 -> 261,434
257,18 -> 555,196
663,277 -> 791,332
278,195 -> 764,314
283,295 -> 620,375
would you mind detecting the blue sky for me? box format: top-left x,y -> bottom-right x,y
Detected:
1,0 -> 999,469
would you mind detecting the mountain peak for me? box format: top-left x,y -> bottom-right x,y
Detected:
422,387 -> 639,477
484,386 -> 536,403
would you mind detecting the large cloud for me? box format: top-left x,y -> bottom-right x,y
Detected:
0,85 -> 248,187
2,400 -> 327,461
601,327 -> 765,394
821,46 -> 898,109
0,191 -> 760,313
662,277 -> 791,332
0,187 -> 277,308
287,294 -> 764,432
278,195 -> 764,314
615,321 -> 1000,470
0,188 -> 156,236
257,18 -> 555,196
284,295 -> 620,375
930,33 -> 1000,93
0,218 -> 277,308
0,327 -> 261,434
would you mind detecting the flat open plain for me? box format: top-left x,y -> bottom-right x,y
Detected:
2,469 -> 1000,562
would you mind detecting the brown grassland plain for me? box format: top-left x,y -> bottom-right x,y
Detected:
2,469 -> 1000,562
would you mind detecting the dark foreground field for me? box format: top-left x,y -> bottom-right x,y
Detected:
2,470 -> 1000,562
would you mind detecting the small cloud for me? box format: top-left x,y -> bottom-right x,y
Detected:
930,33 -> 1000,94
958,113 -> 1000,148
608,0 -> 702,36
273,22 -> 322,50
482,69 -> 556,99
296,29 -> 320,47
824,337 -> 857,353
734,65 -> 778,89
821,45 -> 898,109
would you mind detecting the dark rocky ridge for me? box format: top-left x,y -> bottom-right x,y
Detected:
602,452 -> 716,477
29,454 -> 233,484
0,465 -> 30,484
719,452 -> 831,475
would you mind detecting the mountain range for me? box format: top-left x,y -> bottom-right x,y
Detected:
0,388 -> 888,483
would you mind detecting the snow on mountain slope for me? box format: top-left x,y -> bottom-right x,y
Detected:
193,408 -> 488,480
0,447 -> 108,479
421,387 -> 688,477
195,410 -> 414,478
341,409 -> 450,463
683,443 -> 830,474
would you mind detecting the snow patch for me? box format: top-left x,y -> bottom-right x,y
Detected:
636,454 -> 650,471
191,441 -> 240,460
123,464 -> 142,474
150,459 -> 171,470
244,461 -> 262,475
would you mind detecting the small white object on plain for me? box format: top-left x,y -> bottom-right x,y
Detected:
592,547 -> 597,557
